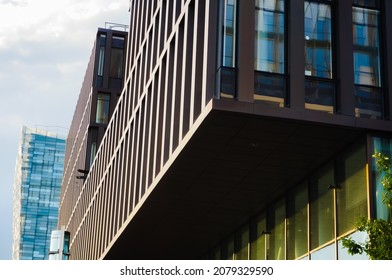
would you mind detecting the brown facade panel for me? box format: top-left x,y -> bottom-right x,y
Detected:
59,0 -> 392,260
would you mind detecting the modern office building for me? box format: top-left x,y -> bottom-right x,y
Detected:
60,25 -> 128,186
58,25 -> 127,256
58,0 -> 392,260
12,126 -> 66,260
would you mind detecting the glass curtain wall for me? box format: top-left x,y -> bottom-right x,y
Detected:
206,139 -> 369,260
97,34 -> 106,87
96,93 -> 110,124
250,214 -> 267,260
109,36 -> 125,90
372,137 -> 392,221
309,163 -> 335,250
336,143 -> 368,236
353,2 -> 382,119
219,0 -> 237,98
235,225 -> 249,260
268,199 -> 285,260
304,1 -> 334,113
254,0 -> 285,107
287,183 -> 308,259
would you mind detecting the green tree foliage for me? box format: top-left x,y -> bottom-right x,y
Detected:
342,152 -> 392,260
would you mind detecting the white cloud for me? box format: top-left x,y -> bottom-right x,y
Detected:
0,0 -> 129,260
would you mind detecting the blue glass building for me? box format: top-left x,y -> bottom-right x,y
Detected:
12,127 -> 66,260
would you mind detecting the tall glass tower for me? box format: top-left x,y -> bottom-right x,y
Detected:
12,126 -> 66,260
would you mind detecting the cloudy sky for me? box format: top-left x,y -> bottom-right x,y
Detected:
0,0 -> 129,260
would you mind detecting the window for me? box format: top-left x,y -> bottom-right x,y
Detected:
287,182 -> 308,259
206,139 -> 370,260
218,0 -> 237,99
353,6 -> 382,119
89,141 -> 97,168
268,199 -> 285,260
250,213 -> 267,260
97,34 -> 106,87
255,0 -> 285,73
310,163 -> 335,250
109,36 -> 125,90
254,0 -> 285,106
310,243 -> 335,260
304,1 -> 332,78
336,143 -> 367,236
223,0 -> 236,68
96,93 -> 110,124
235,225 -> 249,260
221,236 -> 235,260
304,1 -> 334,113
372,137 -> 392,221
338,231 -> 368,259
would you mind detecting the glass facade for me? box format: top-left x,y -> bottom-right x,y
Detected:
255,0 -> 285,73
97,34 -> 106,87
250,214 -> 267,260
12,127 -> 66,260
218,0 -> 237,99
304,1 -> 333,79
205,139 -> 370,260
214,0 -> 390,121
223,0 -> 236,68
304,1 -> 334,113
353,5 -> 382,119
372,137 -> 392,221
268,199 -> 285,260
336,144 -> 368,236
109,36 -> 125,90
254,0 -> 285,106
96,93 -> 110,124
309,163 -> 335,250
287,183 -> 308,259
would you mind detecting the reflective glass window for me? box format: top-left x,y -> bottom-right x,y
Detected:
98,47 -> 105,77
255,0 -> 285,73
268,199 -> 285,260
304,2 -> 333,79
372,137 -> 392,221
287,183 -> 308,259
89,141 -> 97,168
110,48 -> 124,79
310,243 -> 335,260
310,163 -> 335,250
218,67 -> 236,98
305,79 -> 334,113
353,7 -> 381,87
210,246 -> 221,260
353,7 -> 382,119
254,0 -> 285,106
97,34 -> 106,87
63,231 -> 70,260
250,214 -> 267,260
336,143 -> 367,236
337,231 -> 369,260
254,72 -> 285,106
235,225 -> 249,260
218,0 -> 237,99
96,93 -> 110,124
354,86 -> 383,119
223,0 -> 236,67
222,237 -> 235,260
109,36 -> 125,90
353,0 -> 379,9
